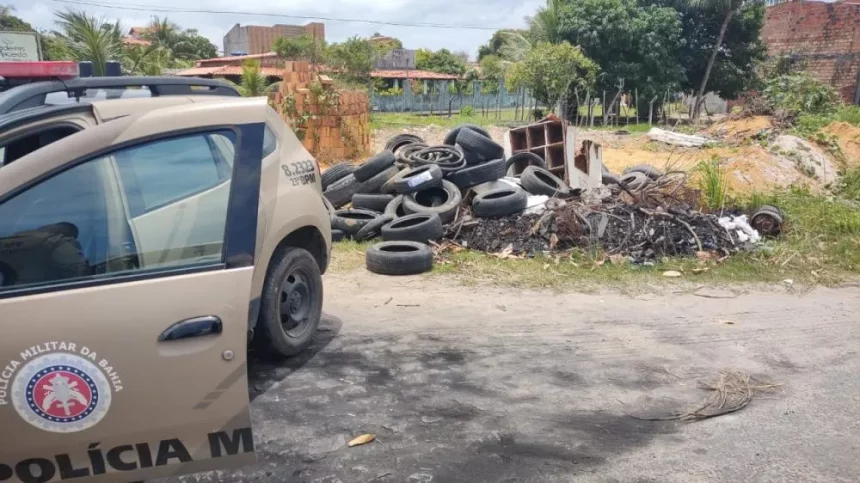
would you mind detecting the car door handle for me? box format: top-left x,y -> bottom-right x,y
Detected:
158,316 -> 223,342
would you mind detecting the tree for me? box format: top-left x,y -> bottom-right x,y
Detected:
53,9 -> 123,76
326,36 -> 377,83
273,34 -> 326,64
369,33 -> 402,53
664,0 -> 766,100
685,0 -> 760,121
528,0 -> 566,44
507,41 -> 598,110
0,5 -> 34,31
415,48 -> 467,76
122,43 -> 171,75
143,18 -> 217,61
478,28 -> 530,61
559,0 -> 684,111
229,60 -> 274,97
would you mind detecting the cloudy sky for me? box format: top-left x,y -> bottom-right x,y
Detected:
11,0 -> 543,60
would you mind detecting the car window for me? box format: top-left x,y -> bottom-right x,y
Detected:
0,131 -> 237,292
118,133 -> 231,212
263,125 -> 277,158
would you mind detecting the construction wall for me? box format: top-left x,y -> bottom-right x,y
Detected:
223,22 -> 325,56
273,61 -> 371,165
762,0 -> 860,103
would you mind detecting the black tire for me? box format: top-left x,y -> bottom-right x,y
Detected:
355,214 -> 395,242
357,165 -> 399,194
396,143 -> 429,166
331,209 -> 379,236
331,229 -> 347,242
619,171 -> 650,191
352,193 -> 395,212
456,128 -> 504,161
354,151 -> 396,182
506,152 -> 546,176
446,157 -> 507,189
520,166 -> 572,198
392,164 -> 443,194
444,124 -> 491,146
602,172 -> 621,185
324,174 -> 360,208
255,247 -> 323,357
385,134 -> 424,152
403,180 -> 463,224
384,195 -> 408,218
381,213 -> 444,244
623,164 -> 662,180
321,162 -> 355,191
409,146 -> 466,174
366,241 -> 434,276
472,187 -> 528,217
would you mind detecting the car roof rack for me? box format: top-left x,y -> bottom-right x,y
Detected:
0,77 -> 241,115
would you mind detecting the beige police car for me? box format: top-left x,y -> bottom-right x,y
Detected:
0,76 -> 331,482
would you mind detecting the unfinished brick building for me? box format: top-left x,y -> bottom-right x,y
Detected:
762,0 -> 860,104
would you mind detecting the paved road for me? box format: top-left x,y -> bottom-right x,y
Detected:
186,273 -> 860,483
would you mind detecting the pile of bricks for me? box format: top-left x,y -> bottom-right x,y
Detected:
273,61 -> 371,164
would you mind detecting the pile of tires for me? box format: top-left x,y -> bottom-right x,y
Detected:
319,125 -> 583,276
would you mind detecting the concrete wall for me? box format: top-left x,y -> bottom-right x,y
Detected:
762,1 -> 860,103
374,49 -> 416,70
223,22 -> 325,56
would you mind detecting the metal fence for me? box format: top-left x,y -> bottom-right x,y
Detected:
370,79 -> 535,114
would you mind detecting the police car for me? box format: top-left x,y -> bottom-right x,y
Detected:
0,61 -> 331,482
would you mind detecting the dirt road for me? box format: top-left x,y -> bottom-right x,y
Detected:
186,273 -> 860,482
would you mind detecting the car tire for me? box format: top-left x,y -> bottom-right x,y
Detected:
331,229 -> 347,242
619,171 -> 651,191
520,166 -> 572,198
392,164 -> 443,194
352,193 -> 395,212
602,172 -> 621,185
403,180 -> 462,225
472,187 -> 528,217
321,162 -> 355,191
354,151 -> 396,182
623,164 -> 662,180
456,128 -> 504,162
324,174 -> 360,208
256,246 -> 323,357
446,157 -> 507,189
444,124 -> 491,146
331,209 -> 379,236
385,134 -> 424,152
381,213 -> 444,244
506,152 -> 546,176
355,214 -> 395,241
384,195 -> 407,218
366,241 -> 434,276
357,165 -> 399,194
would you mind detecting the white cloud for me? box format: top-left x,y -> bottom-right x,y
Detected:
10,0 -> 543,60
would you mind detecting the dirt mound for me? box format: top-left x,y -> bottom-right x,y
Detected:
708,116 -> 773,142
822,122 -> 860,167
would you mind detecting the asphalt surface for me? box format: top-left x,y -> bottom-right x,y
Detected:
179,274 -> 860,483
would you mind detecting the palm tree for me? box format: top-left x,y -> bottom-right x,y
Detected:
691,0 -> 751,121
229,60 -> 276,97
527,0 -> 565,45
53,9 -> 123,76
146,16 -> 199,61
122,43 -> 171,75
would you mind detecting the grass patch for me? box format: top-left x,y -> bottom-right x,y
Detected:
370,109 -> 523,130
330,188 -> 860,289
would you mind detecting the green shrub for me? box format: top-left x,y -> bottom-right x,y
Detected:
834,166 -> 860,202
697,156 -> 728,211
460,105 -> 475,116
763,73 -> 840,119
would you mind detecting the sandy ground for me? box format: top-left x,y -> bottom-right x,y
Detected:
365,116 -> 857,195
174,272 -> 860,483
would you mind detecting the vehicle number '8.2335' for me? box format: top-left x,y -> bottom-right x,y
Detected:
281,161 -> 317,186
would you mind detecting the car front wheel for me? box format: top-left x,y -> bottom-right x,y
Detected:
256,246 -> 323,357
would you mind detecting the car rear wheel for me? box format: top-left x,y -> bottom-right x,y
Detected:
256,246 -> 323,357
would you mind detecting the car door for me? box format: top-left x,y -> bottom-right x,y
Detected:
0,98 -> 267,482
